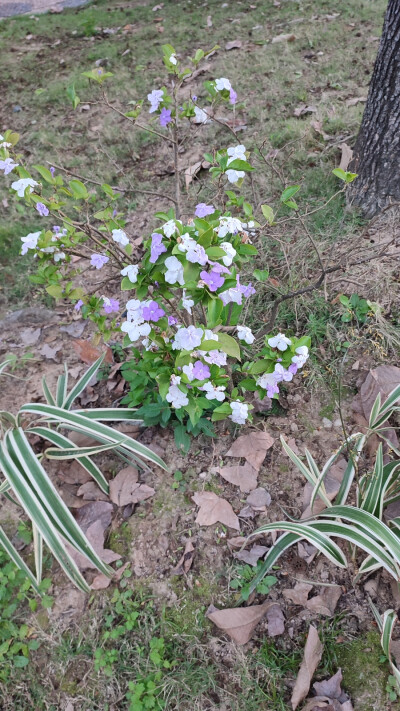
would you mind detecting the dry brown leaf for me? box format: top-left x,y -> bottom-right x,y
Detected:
266,602 -> 285,637
217,462 -> 258,492
60,321 -> 86,338
234,544 -> 268,566
246,487 -> 271,510
302,458 -> 347,518
310,120 -> 332,141
225,431 -> 274,471
172,540 -> 195,574
283,582 -> 313,605
77,481 -> 109,502
184,160 -> 202,190
291,625 -> 324,710
294,104 -> 317,117
20,327 -> 41,346
238,504 -> 256,518
301,698 -> 339,711
192,491 -> 240,530
272,33 -> 296,43
109,467 -> 154,507
73,339 -> 113,365
67,518 -> 121,572
345,96 -> 367,107
225,40 -> 242,50
338,142 -> 353,171
91,573 -> 112,590
313,669 -> 343,700
40,343 -> 61,361
207,599 -> 273,644
359,365 -> 400,421
306,585 -> 342,617
75,501 -> 113,531
61,459 -> 92,486
227,536 -> 247,549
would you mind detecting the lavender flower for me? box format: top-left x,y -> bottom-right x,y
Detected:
50,166 -> 56,177
91,253 -> 109,269
103,298 -> 120,314
200,269 -> 225,292
147,89 -> 163,113
142,300 -> 165,322
195,202 -> 215,218
150,232 -> 167,263
229,88 -> 238,105
192,360 -> 210,380
74,299 -> 84,312
0,157 -> 19,175
168,315 -> 178,326
159,107 -> 172,127
36,202 -> 49,217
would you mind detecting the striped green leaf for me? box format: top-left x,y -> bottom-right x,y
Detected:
32,524 -> 43,584
45,440 -> 121,460
27,426 -> 109,494
62,354 -> 105,410
280,436 -> 331,508
19,403 -> 168,471
370,384 -> 400,428
42,376 -> 55,406
0,526 -> 41,594
249,520 -> 347,567
56,364 -> 68,407
73,408 -> 141,422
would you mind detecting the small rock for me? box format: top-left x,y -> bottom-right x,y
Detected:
290,422 -> 299,433
333,418 -> 342,428
322,417 -> 332,429
198,472 -> 207,479
13,105 -> 22,112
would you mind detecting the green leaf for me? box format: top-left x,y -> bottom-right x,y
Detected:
207,298 -> 223,328
332,168 -> 358,183
206,246 -> 227,259
66,84 -> 80,109
174,425 -> 191,453
248,359 -> 273,375
33,165 -> 54,183
261,205 -> 274,224
253,269 -> 269,282
46,284 -> 63,299
225,159 -> 254,172
68,180 -> 88,200
280,185 -> 300,202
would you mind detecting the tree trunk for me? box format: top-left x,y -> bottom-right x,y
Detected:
348,0 -> 400,217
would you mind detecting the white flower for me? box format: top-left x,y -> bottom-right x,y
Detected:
148,89 -> 163,113
237,325 -> 254,345
182,289 -> 194,315
203,350 -> 227,366
182,363 -> 195,382
163,219 -> 179,238
268,333 -> 292,351
229,401 -> 249,425
256,371 -> 279,389
219,287 -> 243,306
11,178 -> 38,197
165,255 -> 185,285
193,106 -> 210,124
112,229 -> 129,247
202,382 -> 226,402
218,216 -> 243,238
170,53 -> 177,65
178,233 -> 195,252
220,242 -> 236,267
215,77 -> 232,92
120,264 -> 139,283
292,345 -> 309,368
227,145 -> 246,164
226,169 -> 245,184
21,231 -> 41,255
172,325 -> 203,351
186,242 -> 207,266
166,375 -> 189,409
54,251 -> 66,262
121,320 -> 151,342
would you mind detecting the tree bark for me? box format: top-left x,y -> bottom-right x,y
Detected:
348,0 -> 400,217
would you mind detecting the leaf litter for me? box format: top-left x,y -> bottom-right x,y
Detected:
207,599 -> 275,644
192,491 -> 240,530
291,625 -> 324,709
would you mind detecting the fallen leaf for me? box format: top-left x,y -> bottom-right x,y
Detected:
109,467 -> 155,507
298,541 -> 318,564
294,104 -> 317,117
302,458 -> 347,518
59,321 -> 86,337
225,431 -> 274,472
305,585 -> 342,617
225,40 -> 242,50
73,339 -> 113,365
359,365 -> 400,421
39,343 -> 61,360
234,544 -> 268,566
238,504 -> 256,518
79,386 -> 99,406
172,540 -> 195,574
301,698 -> 339,711
192,491 -> 240,530
246,487 -> 271,509
91,573 -> 112,590
77,481 -> 109,501
217,462 -> 258,492
207,599 -> 273,644
271,33 -> 296,43
227,536 -> 247,549
345,96 -> 367,107
313,669 -> 344,700
206,14 -> 212,27
19,327 -> 41,346
291,625 -> 324,710
266,603 -> 285,636
283,582 -> 313,605
311,120 -> 332,141
338,142 -> 353,171
184,160 -> 202,190
67,518 -> 121,571
75,501 -> 113,531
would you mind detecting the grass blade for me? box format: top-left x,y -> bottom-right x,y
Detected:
62,354 -> 105,410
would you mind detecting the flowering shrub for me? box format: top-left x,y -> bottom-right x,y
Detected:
0,45 -> 311,450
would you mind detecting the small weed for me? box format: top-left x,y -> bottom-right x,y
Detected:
230,563 -> 278,601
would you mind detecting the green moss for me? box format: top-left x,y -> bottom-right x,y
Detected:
336,630 -> 396,711
107,523 -> 132,557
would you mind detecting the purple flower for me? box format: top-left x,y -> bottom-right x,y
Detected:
288,363 -> 298,375
53,225 -> 60,234
192,360 -> 210,380
142,300 -> 165,322
267,382 -> 279,398
112,208 -> 118,217
192,95 -> 197,102
150,232 -> 167,264
229,88 -> 237,105
50,166 -> 55,178
195,203 -> 215,218
200,269 -> 225,292
159,108 -> 172,127
103,298 -> 119,314
74,299 -> 84,311
36,202 -> 49,217
208,260 -> 231,275
168,315 -> 178,326
237,275 -> 256,298
91,253 -> 109,269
